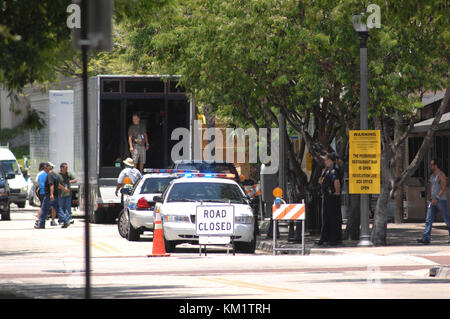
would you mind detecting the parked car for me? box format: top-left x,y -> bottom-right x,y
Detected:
0,147 -> 28,208
172,160 -> 260,232
154,174 -> 256,253
0,166 -> 15,220
118,172 -> 180,241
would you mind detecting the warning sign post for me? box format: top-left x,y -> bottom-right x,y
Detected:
349,130 -> 381,194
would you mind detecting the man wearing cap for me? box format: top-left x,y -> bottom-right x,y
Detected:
35,162 -> 71,229
115,157 -> 142,197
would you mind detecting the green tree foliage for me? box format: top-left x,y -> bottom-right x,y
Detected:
0,0 -> 72,91
122,0 -> 448,244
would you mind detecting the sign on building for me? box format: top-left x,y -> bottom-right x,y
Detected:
349,130 -> 381,194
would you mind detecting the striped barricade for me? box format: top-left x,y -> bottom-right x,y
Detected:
244,184 -> 262,199
272,203 -> 305,220
272,202 -> 306,255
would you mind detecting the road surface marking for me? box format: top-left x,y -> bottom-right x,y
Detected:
200,277 -> 297,293
66,236 -> 121,254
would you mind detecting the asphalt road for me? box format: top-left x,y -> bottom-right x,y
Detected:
1,205 -> 450,299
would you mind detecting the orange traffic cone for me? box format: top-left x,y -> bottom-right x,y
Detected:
147,209 -> 170,257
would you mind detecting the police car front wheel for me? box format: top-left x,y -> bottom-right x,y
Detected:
233,238 -> 256,254
164,237 -> 177,252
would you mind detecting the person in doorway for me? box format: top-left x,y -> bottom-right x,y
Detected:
417,158 -> 450,244
57,163 -> 77,224
115,158 -> 142,197
316,152 -> 342,246
128,113 -> 149,173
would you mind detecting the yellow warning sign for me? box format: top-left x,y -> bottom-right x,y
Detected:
349,130 -> 381,194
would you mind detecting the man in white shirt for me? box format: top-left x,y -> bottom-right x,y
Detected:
115,158 -> 142,197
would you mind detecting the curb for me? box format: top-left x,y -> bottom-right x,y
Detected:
429,266 -> 450,279
256,238 -> 346,255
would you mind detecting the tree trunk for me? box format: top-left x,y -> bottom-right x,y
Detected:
203,103 -> 215,128
371,145 -> 392,246
394,113 -> 404,224
371,179 -> 390,245
394,150 -> 404,223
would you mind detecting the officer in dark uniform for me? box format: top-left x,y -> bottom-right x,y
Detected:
316,152 -> 342,246
333,152 -> 344,241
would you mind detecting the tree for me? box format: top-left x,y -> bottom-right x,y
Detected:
0,1 -> 72,91
119,0 -> 449,245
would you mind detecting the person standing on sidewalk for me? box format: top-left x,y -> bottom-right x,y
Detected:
57,163 -> 77,224
35,162 -> 70,229
128,113 -> 149,173
418,158 -> 450,244
316,153 -> 342,246
35,163 -> 48,218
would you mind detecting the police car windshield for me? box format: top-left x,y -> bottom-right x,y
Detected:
167,182 -> 245,204
140,177 -> 177,194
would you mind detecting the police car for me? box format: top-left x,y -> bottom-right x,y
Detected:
118,169 -> 193,241
153,173 -> 256,253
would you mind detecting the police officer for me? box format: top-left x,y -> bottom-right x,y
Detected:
316,152 -> 342,246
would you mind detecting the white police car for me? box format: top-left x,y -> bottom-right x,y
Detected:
154,173 -> 256,253
118,169 -> 191,241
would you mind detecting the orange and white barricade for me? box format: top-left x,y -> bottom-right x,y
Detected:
244,183 -> 261,199
272,202 -> 306,255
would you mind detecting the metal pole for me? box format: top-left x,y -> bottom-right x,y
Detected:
81,0 -> 91,298
301,220 -> 305,255
279,109 -> 289,239
273,219 -> 277,255
279,109 -> 286,193
358,31 -> 373,247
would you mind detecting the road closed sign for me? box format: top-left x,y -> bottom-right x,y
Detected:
349,130 -> 381,194
195,205 -> 235,236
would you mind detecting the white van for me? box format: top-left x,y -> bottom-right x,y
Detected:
0,147 -> 28,208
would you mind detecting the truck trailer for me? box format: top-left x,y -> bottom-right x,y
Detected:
30,75 -> 194,223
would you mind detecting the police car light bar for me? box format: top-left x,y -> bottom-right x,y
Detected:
182,173 -> 236,179
143,168 -> 200,174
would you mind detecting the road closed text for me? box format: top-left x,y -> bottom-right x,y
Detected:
196,206 -> 234,236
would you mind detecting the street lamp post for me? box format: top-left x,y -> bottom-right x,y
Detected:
353,12 -> 373,247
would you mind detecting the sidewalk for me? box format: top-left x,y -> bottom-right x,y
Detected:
256,220 -> 450,257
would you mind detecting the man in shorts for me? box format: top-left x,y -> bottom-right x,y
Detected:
128,113 -> 149,173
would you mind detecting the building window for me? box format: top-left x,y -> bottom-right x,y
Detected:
435,135 -> 449,176
408,137 -> 425,178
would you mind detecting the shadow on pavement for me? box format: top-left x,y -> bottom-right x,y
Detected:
0,282 -> 245,299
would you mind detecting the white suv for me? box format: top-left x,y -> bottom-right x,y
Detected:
154,175 -> 256,253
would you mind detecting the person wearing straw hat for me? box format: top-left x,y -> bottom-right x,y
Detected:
115,157 -> 142,197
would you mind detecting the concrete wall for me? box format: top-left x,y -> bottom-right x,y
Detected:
0,87 -> 28,130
